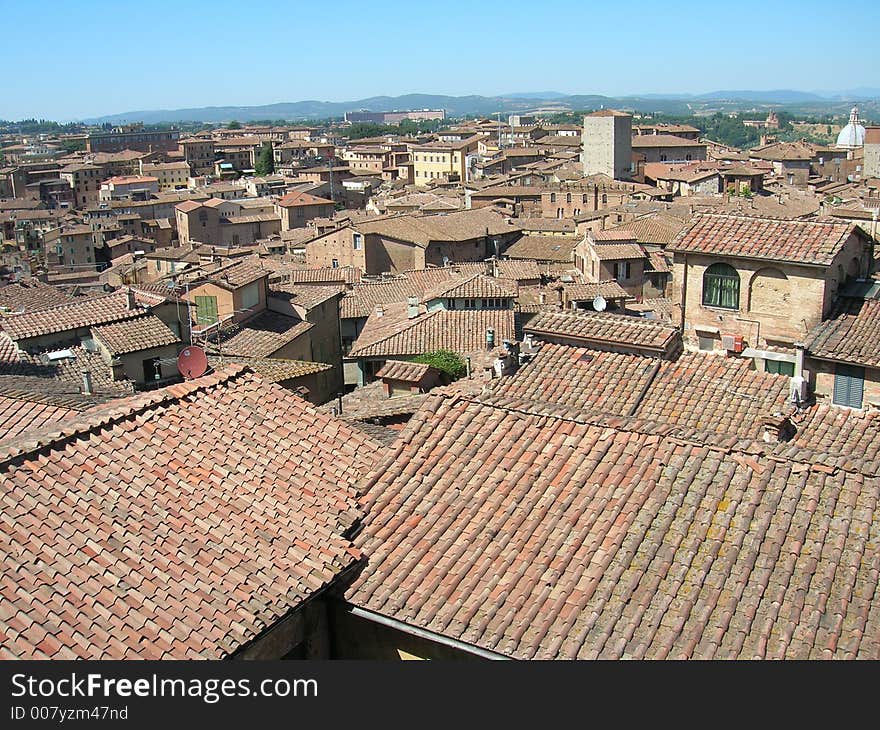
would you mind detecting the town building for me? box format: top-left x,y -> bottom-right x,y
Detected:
668,213 -> 873,359
581,109 -> 632,180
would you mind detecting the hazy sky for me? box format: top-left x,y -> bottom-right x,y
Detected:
2,0 -> 878,120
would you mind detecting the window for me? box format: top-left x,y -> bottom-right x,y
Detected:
194,295 -> 218,325
331,259 -> 339,268
601,194 -> 607,204
353,233 -> 363,250
833,364 -> 864,408
615,261 -> 631,281
702,263 -> 739,309
550,193 -> 556,203
765,359 -> 795,377
582,194 -> 588,204
445,298 -> 455,310
566,193 -> 572,204
463,298 -> 476,310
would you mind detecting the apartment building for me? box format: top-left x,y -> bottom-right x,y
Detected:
411,135 -> 483,186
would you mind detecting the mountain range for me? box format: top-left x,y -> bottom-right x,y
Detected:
81,89 -> 880,125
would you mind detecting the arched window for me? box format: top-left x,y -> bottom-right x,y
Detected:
582,194 -> 588,203
703,263 -> 739,309
550,192 -> 556,203
601,194 -> 607,204
566,193 -> 572,204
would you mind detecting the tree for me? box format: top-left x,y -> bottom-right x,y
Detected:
255,144 -> 274,176
412,350 -> 467,380
226,120 -> 241,130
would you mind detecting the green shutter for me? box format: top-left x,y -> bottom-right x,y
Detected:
833,364 -> 864,408
195,295 -> 218,325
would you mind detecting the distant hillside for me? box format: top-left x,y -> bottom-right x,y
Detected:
81,90 -> 880,125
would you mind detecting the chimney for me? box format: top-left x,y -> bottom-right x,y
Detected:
486,327 -> 495,350
375,305 -> 384,318
794,342 -> 805,379
539,291 -> 546,305
761,413 -> 795,444
81,370 -> 93,396
126,288 -> 136,310
406,296 -> 419,319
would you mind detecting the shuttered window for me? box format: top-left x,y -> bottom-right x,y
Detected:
833,364 -> 864,408
194,295 -> 218,326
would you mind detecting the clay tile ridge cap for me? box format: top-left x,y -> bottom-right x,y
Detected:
0,364 -> 250,465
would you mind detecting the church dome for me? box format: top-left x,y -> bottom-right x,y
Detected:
836,106 -> 866,148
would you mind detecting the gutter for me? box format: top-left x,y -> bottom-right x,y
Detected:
346,605 -> 510,660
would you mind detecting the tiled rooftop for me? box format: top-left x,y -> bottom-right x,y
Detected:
805,298 -> 880,368
349,393 -> 880,659
422,273 -> 517,301
206,311 -> 313,359
375,360 -> 437,383
0,367 -> 380,659
91,314 -> 180,356
669,213 -> 857,266
525,310 -> 680,354
504,235 -> 579,262
349,305 -> 516,358
0,290 -> 146,342
0,393 -> 77,441
0,280 -> 73,313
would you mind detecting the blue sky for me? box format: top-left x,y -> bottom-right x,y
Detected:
1,0 -> 878,120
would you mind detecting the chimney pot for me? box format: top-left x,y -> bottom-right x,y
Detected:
81,370 -> 93,396
126,288 -> 136,310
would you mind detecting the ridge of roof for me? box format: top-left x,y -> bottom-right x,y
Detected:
0,365 -> 247,464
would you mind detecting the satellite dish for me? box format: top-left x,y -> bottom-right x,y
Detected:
592,295 -> 607,312
177,346 -> 208,379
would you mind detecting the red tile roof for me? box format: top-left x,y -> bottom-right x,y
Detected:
0,367 -> 379,659
375,360 -> 437,383
91,314 -> 180,356
0,291 -> 146,342
348,393 -> 880,659
207,311 -> 313,359
669,213 -> 858,266
0,393 -> 77,440
349,305 -> 516,358
805,298 -> 880,367
423,273 -> 517,301
0,280 -> 74,313
525,310 -> 680,355
277,191 -> 334,207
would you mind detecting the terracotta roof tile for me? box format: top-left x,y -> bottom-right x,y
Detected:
349,305 -> 516,358
525,310 -> 680,355
0,280 -> 74,313
0,393 -> 77,440
1,291 -> 146,342
669,213 -> 857,265
504,235 -> 579,262
805,298 -> 880,368
91,315 -> 180,356
0,368 -> 380,659
348,393 -> 880,659
423,273 -> 517,301
206,311 -> 313,359
375,360 -> 437,383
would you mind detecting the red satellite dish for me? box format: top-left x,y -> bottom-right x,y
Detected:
177,346 -> 208,379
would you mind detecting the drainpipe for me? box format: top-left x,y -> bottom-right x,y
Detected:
678,254 -> 688,331
346,605 -> 509,660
